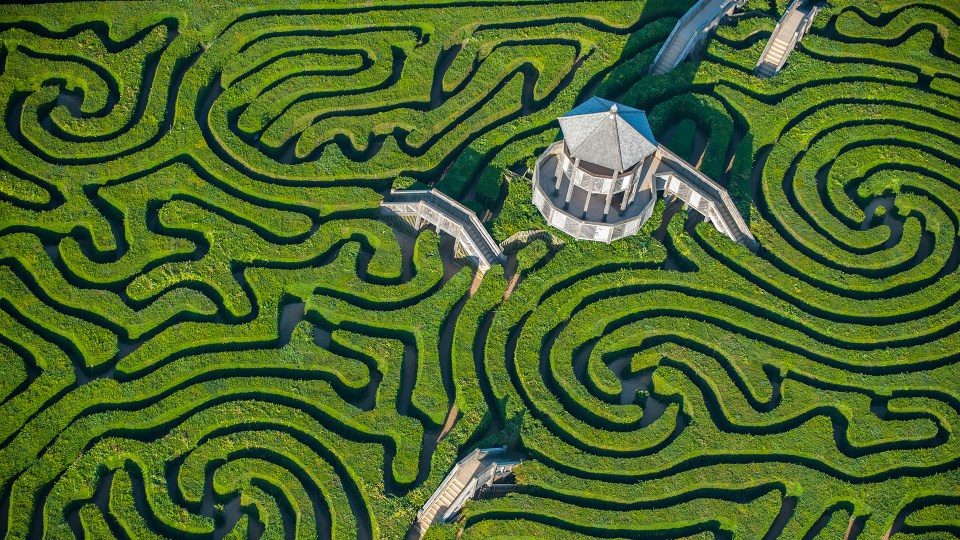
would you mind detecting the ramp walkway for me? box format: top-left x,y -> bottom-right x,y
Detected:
755,0 -> 819,77
409,446 -> 521,539
650,0 -> 744,75
380,189 -> 505,273
656,146 -> 757,249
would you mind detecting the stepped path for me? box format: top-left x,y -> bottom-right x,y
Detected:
755,0 -> 819,77
409,447 -> 520,539
650,0 -> 742,75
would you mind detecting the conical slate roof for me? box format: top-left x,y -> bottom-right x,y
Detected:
558,97 -> 658,172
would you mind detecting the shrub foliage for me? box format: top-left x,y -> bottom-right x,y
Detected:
0,0 -> 958,538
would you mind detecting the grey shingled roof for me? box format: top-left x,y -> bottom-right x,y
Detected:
558,97 -> 658,172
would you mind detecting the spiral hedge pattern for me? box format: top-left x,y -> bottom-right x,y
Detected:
0,0 -> 958,538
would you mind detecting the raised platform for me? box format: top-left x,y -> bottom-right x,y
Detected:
531,142 -> 757,248
532,144 -> 656,243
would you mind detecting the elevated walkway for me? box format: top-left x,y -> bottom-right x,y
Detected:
755,0 -> 819,77
409,446 -> 521,539
656,146 -> 757,249
380,189 -> 505,273
650,0 -> 744,75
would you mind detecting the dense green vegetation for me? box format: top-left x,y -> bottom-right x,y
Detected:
0,0 -> 958,538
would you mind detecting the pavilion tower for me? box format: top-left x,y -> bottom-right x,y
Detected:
530,97 -> 756,247
531,97 -> 663,242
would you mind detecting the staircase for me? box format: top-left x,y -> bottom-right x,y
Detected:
416,477 -> 465,530
650,0 -> 744,75
651,30 -> 694,75
714,197 -> 749,245
409,447 -> 521,539
755,0 -> 820,78
755,34 -> 791,77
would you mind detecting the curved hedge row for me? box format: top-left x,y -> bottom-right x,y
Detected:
2,0 -> 959,538
456,0 -> 960,538
0,0 -> 695,537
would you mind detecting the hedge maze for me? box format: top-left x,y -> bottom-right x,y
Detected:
0,0 -> 958,538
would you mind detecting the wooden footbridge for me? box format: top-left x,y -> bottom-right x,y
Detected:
408,446 -> 521,539
380,189 -> 505,273
650,0 -> 745,75
656,146 -> 757,249
755,0 -> 820,77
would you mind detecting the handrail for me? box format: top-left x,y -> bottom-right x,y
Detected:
775,29 -> 802,72
439,478 -> 478,523
381,189 -> 505,268
415,447 -> 510,523
651,0 -> 711,69
415,446 -> 519,522
657,145 -> 754,244
755,0 -> 817,75
651,0 -> 743,73
803,5 -> 820,36
415,451 -> 476,521
754,0 -> 794,70
690,0 -> 738,42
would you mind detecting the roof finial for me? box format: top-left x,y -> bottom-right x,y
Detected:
609,103 -> 618,117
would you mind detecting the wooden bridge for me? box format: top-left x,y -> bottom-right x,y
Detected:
755,0 -> 820,78
656,146 -> 757,249
408,446 -> 521,539
650,0 -> 745,75
380,189 -> 506,274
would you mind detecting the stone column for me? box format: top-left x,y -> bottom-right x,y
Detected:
620,172 -> 635,212
563,169 -> 577,204
581,172 -> 593,218
564,166 -> 578,209
603,170 -> 620,219
629,148 -> 662,206
553,154 -> 565,193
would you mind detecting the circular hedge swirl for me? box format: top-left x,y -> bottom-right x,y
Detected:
0,0 -> 959,538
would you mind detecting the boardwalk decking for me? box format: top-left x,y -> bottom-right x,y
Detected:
408,447 -> 521,539
380,189 -> 506,273
656,146 -> 757,249
755,0 -> 819,77
650,0 -> 744,75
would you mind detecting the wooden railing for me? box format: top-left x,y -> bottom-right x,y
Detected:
380,189 -> 505,273
656,145 -> 757,249
651,0 -> 745,74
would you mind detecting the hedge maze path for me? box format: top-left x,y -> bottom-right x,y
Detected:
0,0 -> 958,539
465,0 -> 960,538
